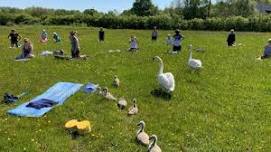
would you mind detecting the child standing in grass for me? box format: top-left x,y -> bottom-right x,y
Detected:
151,26 -> 158,41
129,35 -> 139,52
8,29 -> 21,48
172,29 -> 184,53
16,38 -> 34,59
99,27 -> 105,42
53,32 -> 61,43
70,31 -> 80,58
227,29 -> 236,46
40,29 -> 48,43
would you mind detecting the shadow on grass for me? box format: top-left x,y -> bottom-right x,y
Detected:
150,89 -> 172,101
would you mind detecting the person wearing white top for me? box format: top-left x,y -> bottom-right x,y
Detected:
129,35 -> 139,52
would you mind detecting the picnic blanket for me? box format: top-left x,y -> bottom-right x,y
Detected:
8,82 -> 83,117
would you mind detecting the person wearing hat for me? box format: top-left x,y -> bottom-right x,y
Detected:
69,31 -> 80,58
40,29 -> 48,43
259,39 -> 271,59
16,38 -> 34,59
8,29 -> 21,48
99,27 -> 105,42
53,32 -> 61,43
172,29 -> 184,53
227,29 -> 236,46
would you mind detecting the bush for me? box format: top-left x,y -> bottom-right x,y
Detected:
2,9 -> 271,32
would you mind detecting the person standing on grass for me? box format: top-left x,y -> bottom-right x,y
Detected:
53,32 -> 61,43
129,35 -> 139,52
16,38 -> 34,59
99,27 -> 105,42
259,39 -> 271,60
151,26 -> 158,41
227,29 -> 236,46
8,29 -> 21,48
172,29 -> 184,53
70,31 -> 80,58
40,29 -> 48,43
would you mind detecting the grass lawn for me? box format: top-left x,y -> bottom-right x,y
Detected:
0,26 -> 271,152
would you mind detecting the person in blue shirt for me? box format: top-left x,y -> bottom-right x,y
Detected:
260,39 -> 271,59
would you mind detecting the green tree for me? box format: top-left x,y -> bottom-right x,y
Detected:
182,0 -> 210,19
130,0 -> 158,16
83,9 -> 99,16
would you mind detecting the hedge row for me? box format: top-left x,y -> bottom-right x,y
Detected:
1,13 -> 271,32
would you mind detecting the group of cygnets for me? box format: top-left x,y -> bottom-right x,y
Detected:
96,77 -> 139,116
95,75 -> 161,151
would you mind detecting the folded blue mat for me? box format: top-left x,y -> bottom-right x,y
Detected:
8,82 -> 83,117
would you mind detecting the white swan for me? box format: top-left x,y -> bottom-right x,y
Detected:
148,135 -> 162,152
188,44 -> 202,69
153,56 -> 175,93
136,121 -> 149,146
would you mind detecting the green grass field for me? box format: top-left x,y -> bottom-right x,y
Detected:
0,26 -> 271,152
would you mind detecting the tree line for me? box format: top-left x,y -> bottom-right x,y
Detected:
1,0 -> 271,31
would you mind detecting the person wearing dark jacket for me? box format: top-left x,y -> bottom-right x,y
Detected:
99,27 -> 105,42
172,29 -> 184,53
227,29 -> 236,46
151,26 -> 158,41
8,29 -> 21,48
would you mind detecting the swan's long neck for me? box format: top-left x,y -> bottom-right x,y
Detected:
189,49 -> 192,60
157,58 -> 164,75
133,100 -> 136,107
137,123 -> 144,134
148,137 -> 156,151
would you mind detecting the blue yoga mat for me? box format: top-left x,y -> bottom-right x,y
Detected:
8,82 -> 83,117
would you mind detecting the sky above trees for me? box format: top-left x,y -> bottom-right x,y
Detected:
0,0 -> 170,12
0,0 -> 225,12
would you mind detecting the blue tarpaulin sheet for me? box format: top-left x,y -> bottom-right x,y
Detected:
8,82 -> 83,117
